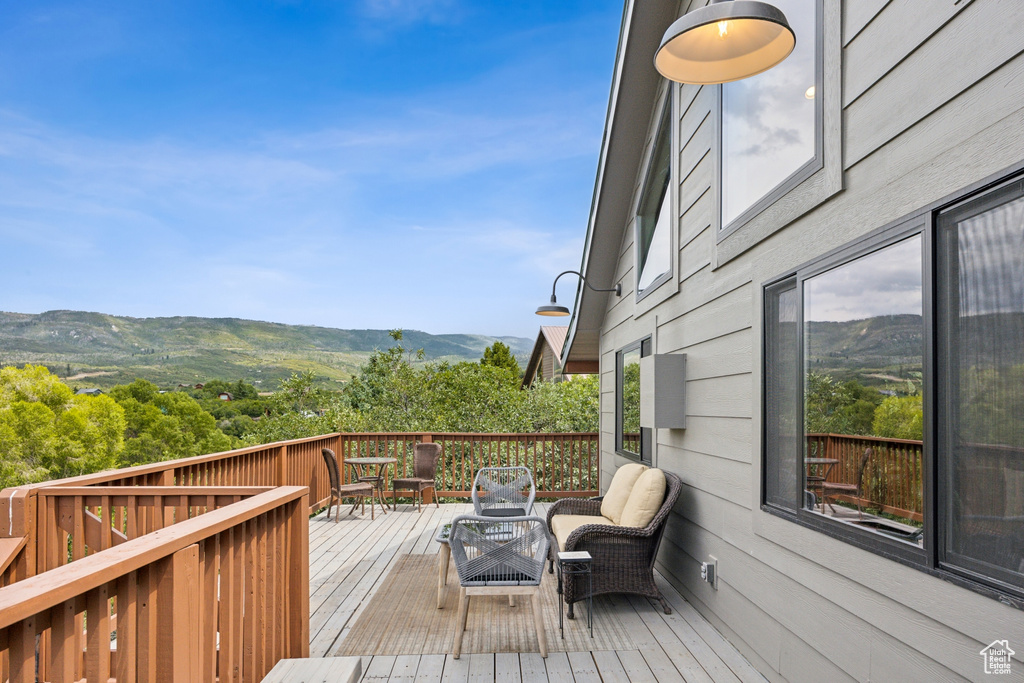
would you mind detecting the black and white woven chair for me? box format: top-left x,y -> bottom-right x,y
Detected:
448,514 -> 550,659
471,466 -> 536,518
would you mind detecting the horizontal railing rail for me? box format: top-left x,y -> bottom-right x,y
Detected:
0,486 -> 309,683
806,433 -> 924,521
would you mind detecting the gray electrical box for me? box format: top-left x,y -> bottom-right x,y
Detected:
639,354 -> 687,429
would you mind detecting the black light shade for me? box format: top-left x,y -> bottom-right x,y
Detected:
536,303 -> 571,317
655,0 -> 795,85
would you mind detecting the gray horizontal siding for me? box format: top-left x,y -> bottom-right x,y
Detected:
596,0 -> 1024,678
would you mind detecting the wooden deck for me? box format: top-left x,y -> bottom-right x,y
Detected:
307,502 -> 766,683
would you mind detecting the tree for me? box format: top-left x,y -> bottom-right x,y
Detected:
481,341 -> 520,375
277,370 -> 323,413
804,372 -> 881,436
0,365 -> 125,487
110,379 -> 235,467
872,395 -> 923,441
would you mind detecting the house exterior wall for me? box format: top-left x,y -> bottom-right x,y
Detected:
597,1 -> 1024,680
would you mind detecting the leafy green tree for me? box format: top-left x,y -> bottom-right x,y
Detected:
0,365 -> 125,487
805,372 -> 881,436
110,379 -> 235,466
872,394 -> 924,440
522,375 -> 600,432
277,370 -> 324,413
423,361 -> 524,432
481,341 -> 520,375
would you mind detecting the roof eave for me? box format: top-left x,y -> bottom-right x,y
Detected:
561,0 -> 676,367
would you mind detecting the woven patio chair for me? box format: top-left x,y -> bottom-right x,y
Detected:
471,466 -> 535,518
448,514 -> 550,659
321,448 -> 377,521
546,470 -> 681,617
392,442 -> 442,512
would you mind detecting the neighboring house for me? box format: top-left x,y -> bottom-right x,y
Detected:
561,1 -> 1024,680
521,325 -> 570,388
74,388 -> 102,396
218,392 -> 233,401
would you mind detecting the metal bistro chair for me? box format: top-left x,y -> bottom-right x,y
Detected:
392,442 -> 442,512
321,448 -> 377,521
472,466 -> 535,518
820,447 -> 873,519
449,514 -> 550,659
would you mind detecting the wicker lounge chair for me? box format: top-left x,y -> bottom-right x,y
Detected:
448,514 -> 550,659
392,442 -> 442,512
546,469 -> 681,617
321,448 -> 377,521
471,466 -> 535,518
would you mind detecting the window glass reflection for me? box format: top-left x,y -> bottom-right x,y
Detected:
803,236 -> 924,544
638,109 -> 671,292
620,348 -> 641,456
722,0 -> 817,227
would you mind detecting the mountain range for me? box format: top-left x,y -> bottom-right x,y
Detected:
0,310 -> 535,390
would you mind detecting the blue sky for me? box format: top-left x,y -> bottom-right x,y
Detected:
0,0 -> 622,339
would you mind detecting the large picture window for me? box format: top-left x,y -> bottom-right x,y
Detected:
763,169 -> 1024,606
721,0 -> 820,234
617,338 -> 652,463
636,105 -> 672,296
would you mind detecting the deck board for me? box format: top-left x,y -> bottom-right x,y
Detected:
307,503 -> 765,683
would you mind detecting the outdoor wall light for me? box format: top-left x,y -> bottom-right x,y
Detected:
654,0 -> 796,85
536,270 -> 622,317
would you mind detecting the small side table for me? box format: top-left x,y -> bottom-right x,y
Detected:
556,550 -> 593,639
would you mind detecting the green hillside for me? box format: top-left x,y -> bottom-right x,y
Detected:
0,311 -> 535,390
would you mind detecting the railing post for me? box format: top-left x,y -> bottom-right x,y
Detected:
287,494 -> 310,658
0,489 -> 35,581
155,543 -> 201,683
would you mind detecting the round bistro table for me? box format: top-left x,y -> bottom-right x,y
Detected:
344,457 -> 397,515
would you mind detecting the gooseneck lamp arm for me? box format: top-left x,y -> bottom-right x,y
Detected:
549,270 -> 622,300
536,271 -> 621,317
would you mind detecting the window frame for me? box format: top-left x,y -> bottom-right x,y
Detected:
634,96 -> 674,302
616,337 -> 653,464
717,0 -> 825,241
760,162 -> 1024,610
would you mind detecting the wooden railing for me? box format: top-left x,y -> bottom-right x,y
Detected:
336,432 -> 600,498
0,432 -> 598,585
806,433 -> 924,522
0,430 -> 596,679
0,486 -> 309,683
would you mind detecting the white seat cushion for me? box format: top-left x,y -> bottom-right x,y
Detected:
619,468 -> 667,528
550,514 -> 615,551
599,463 -> 648,525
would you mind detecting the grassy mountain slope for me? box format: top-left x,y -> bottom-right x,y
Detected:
0,310 -> 535,389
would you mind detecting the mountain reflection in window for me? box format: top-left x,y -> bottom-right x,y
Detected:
803,236 -> 924,540
722,0 -> 817,228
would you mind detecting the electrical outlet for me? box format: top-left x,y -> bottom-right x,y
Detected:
701,556 -> 718,590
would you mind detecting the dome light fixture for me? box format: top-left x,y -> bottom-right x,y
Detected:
536,270 -> 621,317
654,0 -> 796,85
